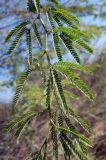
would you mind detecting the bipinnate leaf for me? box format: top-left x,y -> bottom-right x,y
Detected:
13,66 -> 37,107
52,65 -> 94,100
4,21 -> 29,42
26,29 -> 33,65
7,27 -> 26,54
53,61 -> 92,74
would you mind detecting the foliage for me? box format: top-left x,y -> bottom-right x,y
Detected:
4,0 -> 94,159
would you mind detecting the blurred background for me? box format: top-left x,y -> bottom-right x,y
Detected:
0,0 -> 106,159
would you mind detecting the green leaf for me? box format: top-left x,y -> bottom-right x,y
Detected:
59,33 -> 80,64
69,108 -> 91,133
76,39 -> 93,54
61,79 -> 76,88
47,11 -> 55,31
14,120 -> 28,138
53,32 -> 62,61
4,111 -> 36,132
55,26 -> 89,40
46,76 -> 51,109
58,115 -> 71,160
61,133 -> 88,160
47,12 -> 62,61
63,106 -> 91,133
58,115 -> 64,127
53,66 -> 94,100
77,140 -> 87,154
70,142 -> 88,160
27,0 -> 36,13
52,70 -> 68,111
32,20 -> 42,48
71,143 -> 88,160
53,61 -> 92,74
13,67 -> 37,107
34,0 -> 40,12
4,21 -> 29,42
63,116 -> 75,131
53,15 -> 63,26
51,111 -> 58,160
7,27 -> 26,54
58,126 -> 92,147
59,133 -> 72,160
64,90 -> 78,100
53,14 -> 79,29
53,8 -> 80,24
26,29 -> 33,65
